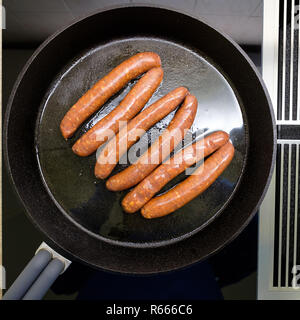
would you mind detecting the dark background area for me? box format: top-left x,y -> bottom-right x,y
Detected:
2,0 -> 263,300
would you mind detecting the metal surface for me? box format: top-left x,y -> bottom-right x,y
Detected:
36,242 -> 71,273
3,0 -> 263,46
4,5 -> 276,273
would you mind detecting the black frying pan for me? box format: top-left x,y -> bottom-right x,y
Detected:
3,5 -> 276,299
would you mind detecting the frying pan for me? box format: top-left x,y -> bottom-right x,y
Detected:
3,5 -> 276,300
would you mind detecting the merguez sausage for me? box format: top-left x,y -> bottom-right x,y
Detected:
122,131 -> 229,213
94,87 -> 188,179
72,67 -> 163,156
141,141 -> 235,219
106,94 -> 198,192
60,52 -> 161,139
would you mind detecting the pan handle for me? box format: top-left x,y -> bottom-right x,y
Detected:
2,242 -> 71,300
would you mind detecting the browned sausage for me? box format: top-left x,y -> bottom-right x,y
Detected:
60,52 -> 161,139
106,94 -> 198,192
122,131 -> 229,213
94,87 -> 188,179
72,67 -> 163,156
141,141 -> 235,219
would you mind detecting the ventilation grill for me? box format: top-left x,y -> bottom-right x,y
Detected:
273,0 -> 300,289
259,0 -> 300,299
273,141 -> 299,287
277,0 -> 300,123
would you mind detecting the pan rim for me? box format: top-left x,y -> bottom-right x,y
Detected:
3,4 -> 276,269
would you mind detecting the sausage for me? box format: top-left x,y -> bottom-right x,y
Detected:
106,94 -> 198,192
94,87 -> 188,179
141,141 -> 235,219
60,52 -> 161,139
72,67 -> 163,156
122,131 -> 229,213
